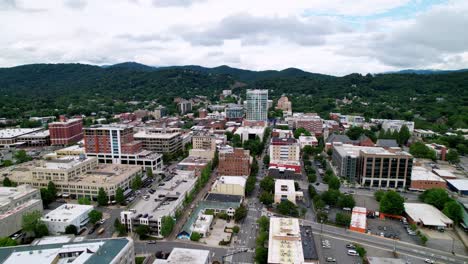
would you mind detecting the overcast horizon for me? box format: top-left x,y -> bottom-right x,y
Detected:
1,0 -> 468,76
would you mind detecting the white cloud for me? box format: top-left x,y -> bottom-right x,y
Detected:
0,0 -> 467,75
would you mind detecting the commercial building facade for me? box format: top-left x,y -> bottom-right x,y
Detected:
274,179 -> 303,205
84,125 -> 163,172
210,176 -> 246,197
0,185 -> 43,237
134,127 -> 182,155
49,118 -> 83,146
245,89 -> 268,121
218,148 -> 251,176
269,137 -> 300,162
0,128 -> 47,148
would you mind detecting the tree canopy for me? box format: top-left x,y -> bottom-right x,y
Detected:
379,191 -> 405,215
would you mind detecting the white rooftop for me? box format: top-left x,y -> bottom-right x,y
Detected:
447,179 -> 468,191
268,217 -> 304,264
433,169 -> 456,178
404,203 -> 453,227
0,185 -> 37,207
153,248 -> 210,264
275,179 -> 296,195
0,128 -> 44,139
42,204 -> 93,223
411,167 -> 445,182
41,156 -> 94,170
217,176 -> 247,187
350,207 -> 367,231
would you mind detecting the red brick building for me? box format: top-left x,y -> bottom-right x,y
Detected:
218,148 -> 251,176
84,125 -> 142,155
49,118 -> 83,145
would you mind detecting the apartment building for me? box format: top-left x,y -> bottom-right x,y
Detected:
42,203 -> 94,234
189,131 -> 217,159
210,176 -> 247,197
332,143 -> 413,188
276,96 -> 292,114
245,89 -> 268,121
225,104 -> 244,121
84,125 -> 163,172
218,148 -> 251,176
151,106 -> 167,119
49,118 -> 83,146
0,185 -> 43,237
5,156 -> 142,200
178,100 -> 192,114
134,127 -> 182,155
269,137 -> 300,162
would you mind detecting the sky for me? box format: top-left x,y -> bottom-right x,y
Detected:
1,0 -> 468,76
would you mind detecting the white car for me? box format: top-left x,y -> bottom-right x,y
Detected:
424,259 -> 434,264
98,219 -> 106,225
347,250 -> 359,256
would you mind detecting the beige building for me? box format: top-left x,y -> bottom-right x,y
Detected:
268,218 -> 305,264
269,137 -> 300,162
210,176 -> 247,197
274,179 -> 303,205
134,127 -> 182,155
189,131 -> 217,159
0,185 -> 43,237
4,156 -> 142,200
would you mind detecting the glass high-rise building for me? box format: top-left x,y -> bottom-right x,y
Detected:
245,89 -> 268,121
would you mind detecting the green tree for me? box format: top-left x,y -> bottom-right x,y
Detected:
259,176 -> 275,193
374,190 -> 385,202
65,225 -> 78,235
190,231 -> 201,241
2,177 -> 13,187
335,212 -> 351,227
146,168 -> 153,178
294,127 -> 311,139
0,237 -> 18,247
255,246 -> 268,264
114,218 -> 127,236
160,216 -> 175,237
277,200 -> 299,217
131,175 -> 143,190
232,134 -> 242,148
308,185 -> 317,198
22,211 -> 48,238
398,125 -> 411,145
409,142 -> 437,160
212,150 -> 219,169
135,225 -> 150,239
420,188 -> 450,210
259,191 -> 274,206
88,210 -> 103,224
442,201 -> 463,223
346,126 -> 364,140
40,188 -> 53,208
380,190 -> 405,215
446,149 -> 460,164
1,160 -> 13,167
257,216 -> 270,232
14,150 -> 32,164
313,196 -> 326,210
355,244 -> 367,258
78,197 -> 91,205
307,172 -> 317,183
232,225 -> 240,234
115,187 -> 125,205
263,154 -> 270,166
234,205 -> 248,222
47,181 -> 57,199
321,189 -> 341,206
328,177 -> 341,190
337,194 -> 356,209
245,175 -> 256,196
97,188 -> 108,206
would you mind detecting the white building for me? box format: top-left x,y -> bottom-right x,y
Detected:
210,176 -> 247,197
269,137 -> 300,162
274,179 -> 303,204
191,213 -> 214,237
0,238 -> 135,264
0,185 -> 43,237
234,126 -> 266,143
381,120 -> 415,133
298,135 -> 319,149
245,89 -> 268,121
404,203 -> 453,229
268,217 -> 304,264
153,248 -> 210,264
42,204 -> 94,234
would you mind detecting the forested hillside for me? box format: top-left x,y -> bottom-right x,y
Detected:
0,63 -> 467,130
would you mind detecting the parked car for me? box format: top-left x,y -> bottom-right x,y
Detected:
326,257 -> 336,262
346,244 -> 356,249
147,240 -> 156,244
424,259 -> 434,263
347,250 -> 359,256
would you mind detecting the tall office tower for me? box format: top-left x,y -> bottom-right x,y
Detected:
245,89 -> 268,121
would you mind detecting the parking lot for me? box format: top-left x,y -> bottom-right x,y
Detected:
366,217 -> 420,244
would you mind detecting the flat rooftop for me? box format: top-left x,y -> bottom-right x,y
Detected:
334,144 -> 411,157
433,169 -> 456,178
40,156 -> 95,170
216,176 -> 246,187
205,193 -> 243,203
42,204 -> 93,222
350,207 -> 367,230
275,179 -> 296,195
49,118 -> 82,125
268,217 -> 304,264
300,226 -> 318,260
447,179 -> 468,191
178,156 -> 210,166
404,203 -> 453,227
130,170 -> 196,220
411,167 -> 445,182
154,247 -> 210,264
18,129 -> 50,138
134,130 -> 180,139
0,128 -> 44,139
0,238 -> 132,264
0,185 -> 37,207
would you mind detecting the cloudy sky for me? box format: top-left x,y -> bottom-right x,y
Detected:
1,0 -> 468,75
